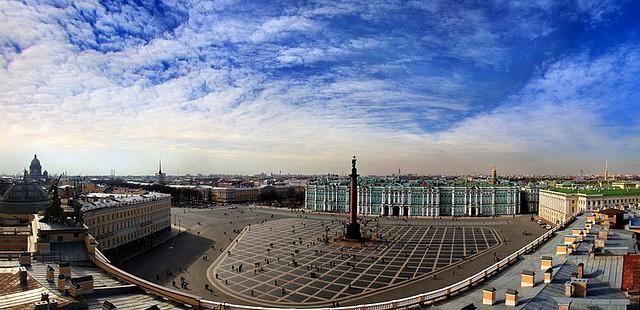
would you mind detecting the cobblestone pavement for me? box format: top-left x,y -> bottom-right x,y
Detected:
210,218 -> 500,306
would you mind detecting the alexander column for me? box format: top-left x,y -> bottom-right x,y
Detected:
345,155 -> 361,240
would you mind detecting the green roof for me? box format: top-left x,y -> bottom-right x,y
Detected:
547,187 -> 640,196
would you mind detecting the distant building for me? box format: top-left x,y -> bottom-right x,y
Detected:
155,159 -> 166,185
305,182 -> 520,217
538,188 -> 640,224
611,181 -> 640,189
28,154 -> 48,180
79,192 -> 171,251
210,187 -> 261,203
520,183 -> 548,213
204,185 -> 302,204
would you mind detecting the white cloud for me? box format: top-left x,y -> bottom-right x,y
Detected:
0,0 -> 637,176
435,45 -> 640,173
250,16 -> 318,42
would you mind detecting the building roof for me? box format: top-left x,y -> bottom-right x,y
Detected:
2,181 -> 47,203
0,175 -> 48,214
70,275 -> 93,285
78,192 -> 170,213
598,208 -> 625,216
547,187 -> 640,196
622,255 -> 640,292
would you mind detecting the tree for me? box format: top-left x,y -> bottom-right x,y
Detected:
70,195 -> 84,225
42,184 -> 64,223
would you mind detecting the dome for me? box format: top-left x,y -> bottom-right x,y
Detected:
29,154 -> 42,176
30,155 -> 41,166
0,176 -> 49,214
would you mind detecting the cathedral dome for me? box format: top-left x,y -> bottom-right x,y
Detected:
0,174 -> 49,214
29,154 -> 42,176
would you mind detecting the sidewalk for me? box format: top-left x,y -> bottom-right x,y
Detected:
108,226 -> 182,266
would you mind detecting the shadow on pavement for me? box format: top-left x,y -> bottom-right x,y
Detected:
118,231 -> 214,284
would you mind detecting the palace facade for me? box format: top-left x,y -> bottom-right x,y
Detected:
305,183 -> 520,217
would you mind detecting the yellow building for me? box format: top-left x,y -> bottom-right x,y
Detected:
80,192 -> 171,251
210,187 -> 261,203
538,188 -> 640,224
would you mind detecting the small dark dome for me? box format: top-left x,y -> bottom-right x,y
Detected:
0,177 -> 48,214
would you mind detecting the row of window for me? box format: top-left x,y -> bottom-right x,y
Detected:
85,200 -> 170,226
102,219 -> 170,249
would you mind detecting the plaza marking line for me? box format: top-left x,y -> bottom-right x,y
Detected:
208,218 -> 502,306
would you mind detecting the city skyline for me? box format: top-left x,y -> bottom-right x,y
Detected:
2,1 -> 640,175
0,152 -> 635,177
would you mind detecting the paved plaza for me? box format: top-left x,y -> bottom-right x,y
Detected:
117,206 -> 547,306
210,218 -> 501,306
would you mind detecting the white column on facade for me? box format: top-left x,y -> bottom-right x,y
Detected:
334,185 -> 338,212
463,190 -> 467,215
312,186 -> 316,210
480,190 -> 483,215
435,191 -> 440,216
323,185 -> 327,212
513,190 -> 520,214
421,190 -> 425,216
491,190 -> 496,216
451,190 -> 455,216
334,185 -> 337,212
378,189 -> 381,214
507,189 -> 511,215
408,189 -> 412,216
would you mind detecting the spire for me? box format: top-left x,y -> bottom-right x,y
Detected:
604,160 -> 609,181
159,157 -> 162,174
489,165 -> 498,185
34,154 -> 37,159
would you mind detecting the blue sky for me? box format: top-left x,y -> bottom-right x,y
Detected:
1,0 -> 639,175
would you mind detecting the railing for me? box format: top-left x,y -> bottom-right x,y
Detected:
88,248 -> 202,307
87,214 -> 578,310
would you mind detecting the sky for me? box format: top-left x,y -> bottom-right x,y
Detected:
1,0 -> 640,176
